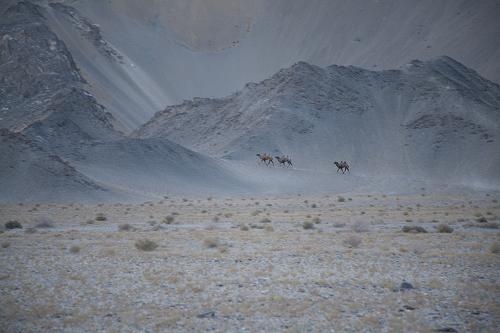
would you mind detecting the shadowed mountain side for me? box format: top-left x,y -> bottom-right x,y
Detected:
0,129 -> 118,202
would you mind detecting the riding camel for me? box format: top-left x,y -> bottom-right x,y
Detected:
334,161 -> 350,174
275,155 -> 293,167
256,153 -> 274,166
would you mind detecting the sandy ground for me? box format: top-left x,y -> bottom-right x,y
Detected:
1,192 -> 499,332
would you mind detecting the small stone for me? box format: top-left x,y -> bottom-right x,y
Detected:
197,311 -> 215,319
435,328 -> 458,333
399,282 -> 414,291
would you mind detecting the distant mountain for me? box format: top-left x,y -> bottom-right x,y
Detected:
0,2 -> 249,201
135,57 -> 500,186
20,0 -> 500,130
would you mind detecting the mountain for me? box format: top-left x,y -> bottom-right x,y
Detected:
24,0 -> 500,130
0,2 -> 250,201
0,129 -> 114,202
134,57 -> 500,187
0,2 -> 123,146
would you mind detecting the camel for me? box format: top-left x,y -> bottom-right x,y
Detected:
334,161 -> 350,174
257,153 -> 274,166
275,155 -> 293,167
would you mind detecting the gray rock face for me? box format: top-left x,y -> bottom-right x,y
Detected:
0,2 -> 247,201
0,1 -> 122,145
134,57 -> 500,186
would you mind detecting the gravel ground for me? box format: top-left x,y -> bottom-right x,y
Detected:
1,192 -> 499,332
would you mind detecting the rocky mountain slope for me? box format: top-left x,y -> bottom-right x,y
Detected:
135,57 -> 500,187
24,0 -> 500,130
0,2 -> 248,201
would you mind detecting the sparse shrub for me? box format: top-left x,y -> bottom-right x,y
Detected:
135,239 -> 158,251
240,224 -> 249,231
224,213 -> 233,218
265,225 -> 274,232
303,221 -> 314,230
34,217 -> 54,228
1,241 -> 10,248
402,226 -> 427,233
95,213 -> 107,221
163,215 -> 175,224
251,210 -> 261,216
343,235 -> 362,248
284,210 -> 289,213
437,224 -> 454,233
337,196 -> 345,202
476,216 -> 488,223
260,218 -> 271,223
5,221 -> 22,229
212,216 -> 220,222
311,203 -> 317,208
312,217 -> 321,224
204,238 -> 219,248
69,245 -> 80,254
491,242 -> 500,254
333,222 -> 346,228
118,223 -> 134,231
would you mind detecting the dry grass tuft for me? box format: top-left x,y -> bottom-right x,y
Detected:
69,245 -> 80,254
163,215 -> 175,224
343,235 -> 362,248
5,221 -> 22,229
402,226 -> 427,233
204,238 -> 220,248
135,239 -> 158,251
303,221 -> 315,230
34,217 -> 54,228
436,224 -> 454,233
95,213 -> 107,221
118,223 -> 134,231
